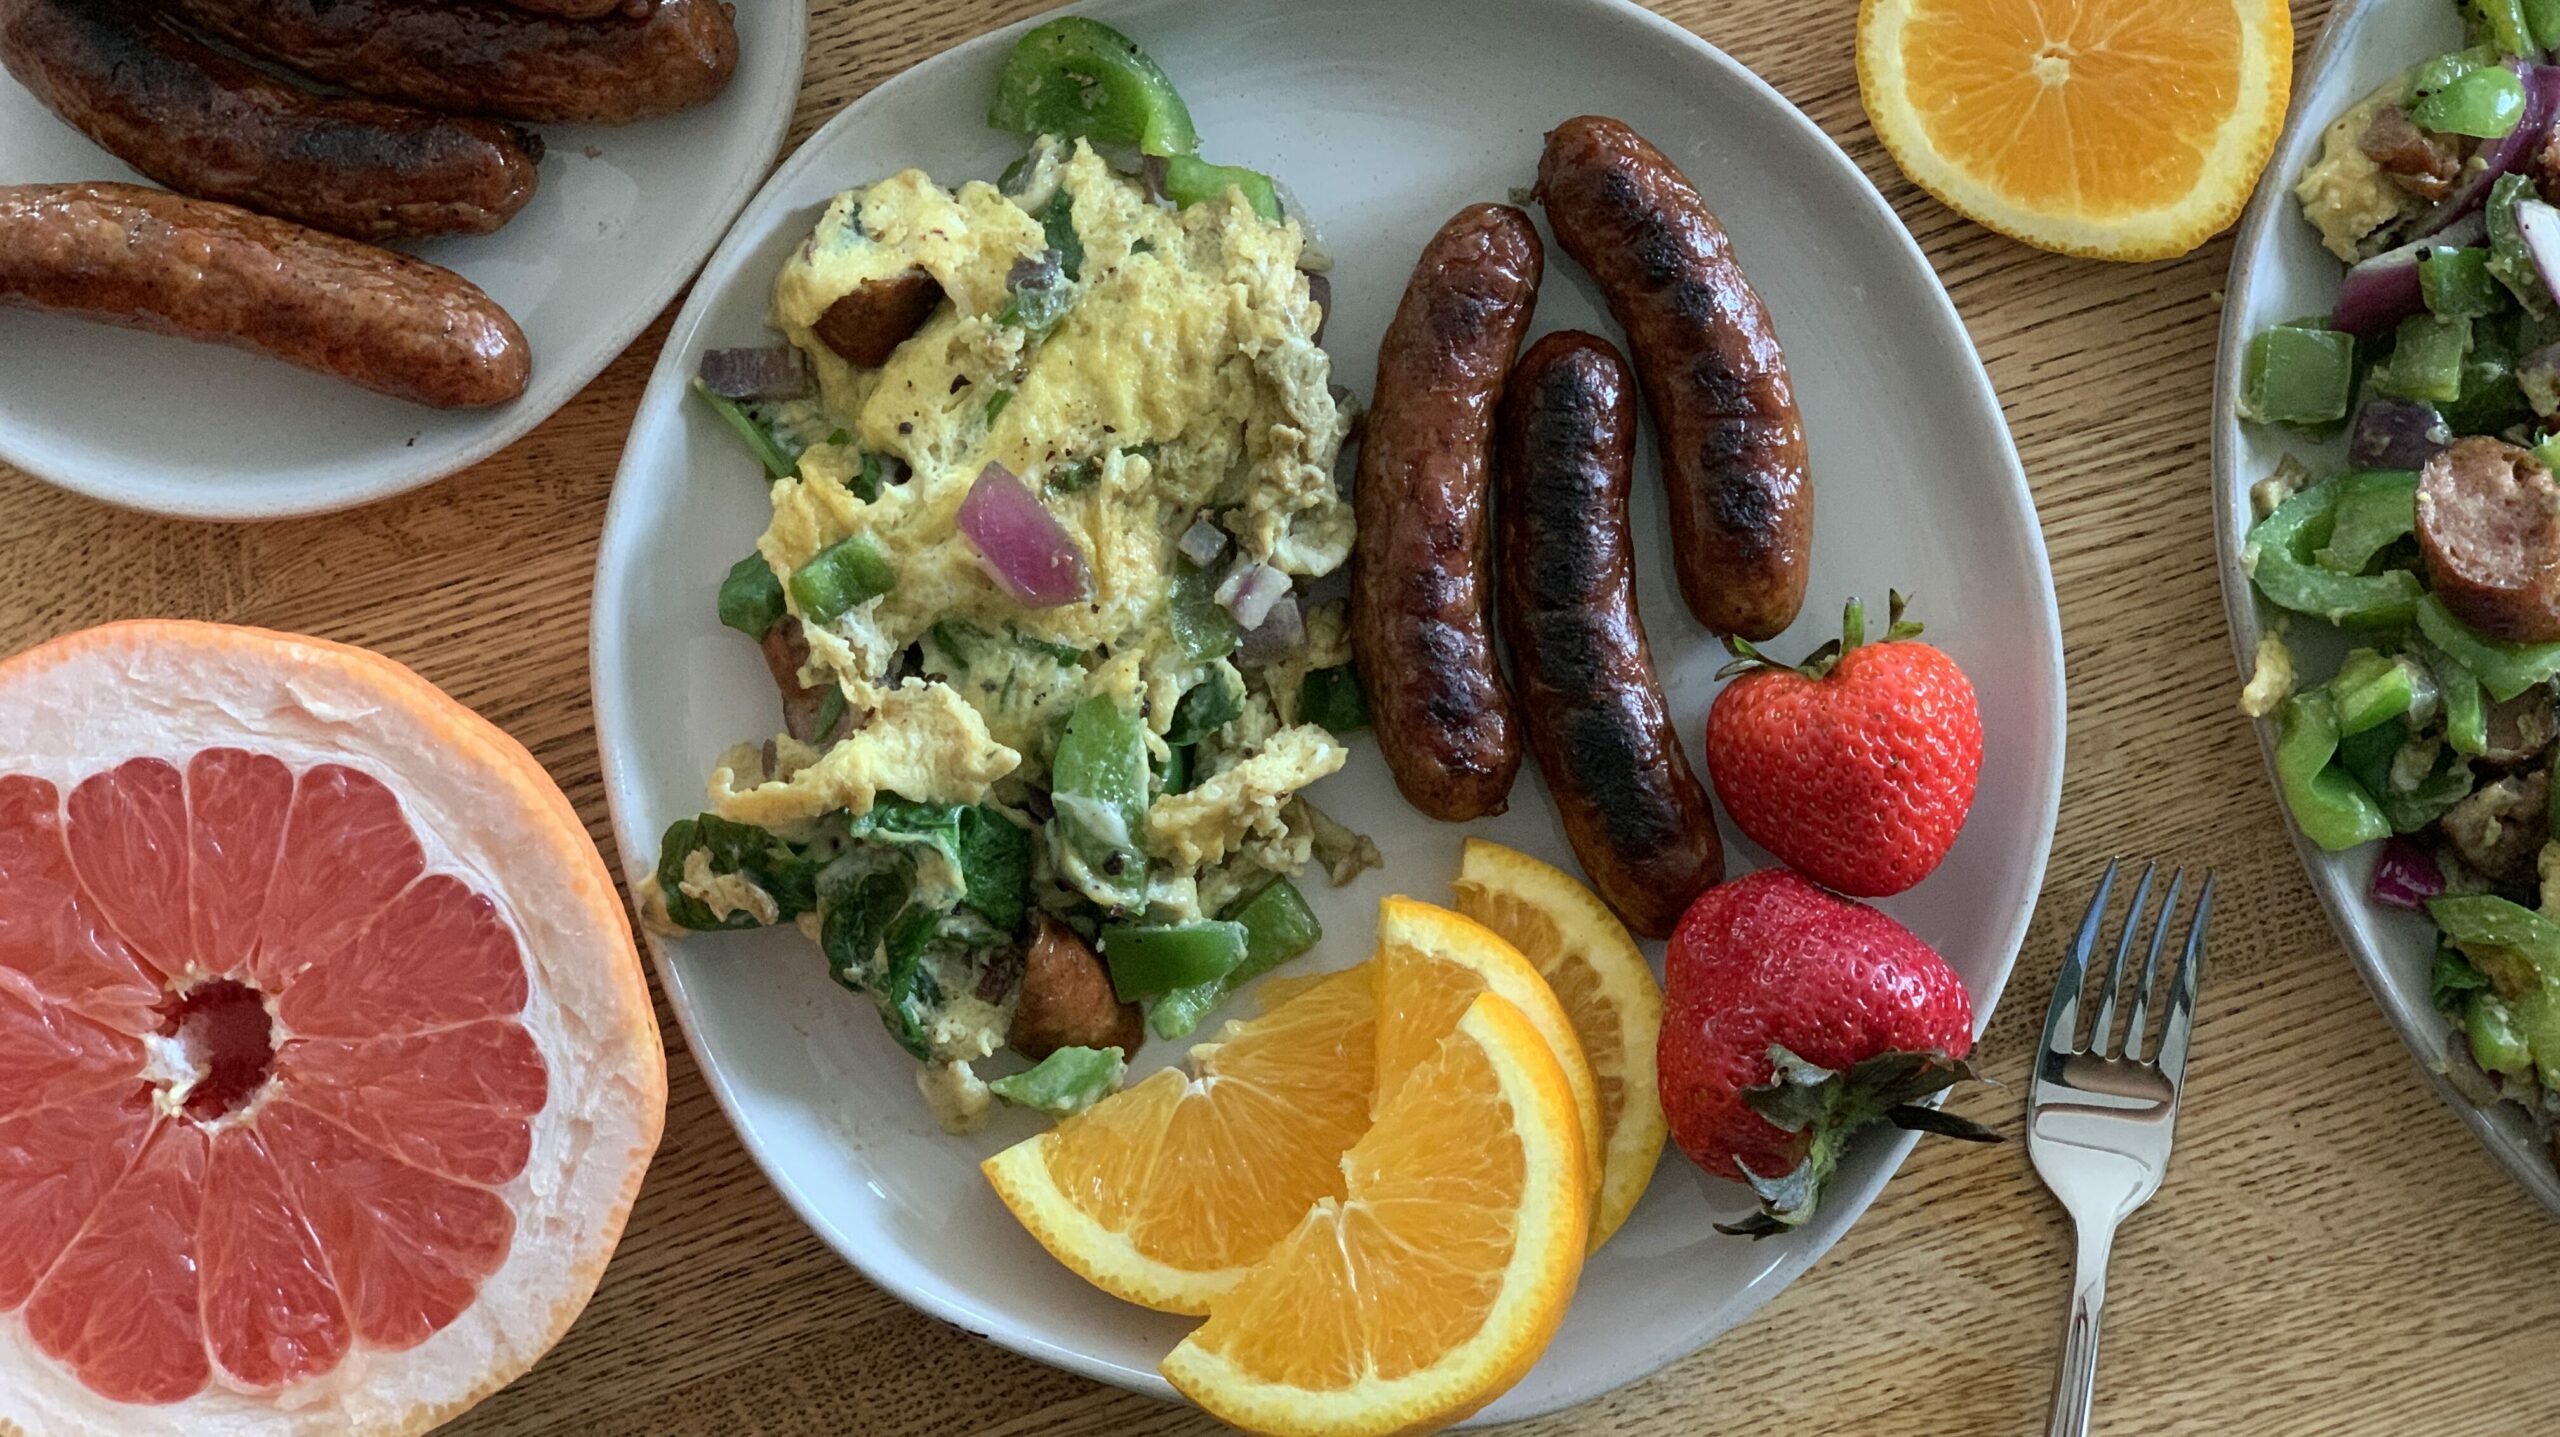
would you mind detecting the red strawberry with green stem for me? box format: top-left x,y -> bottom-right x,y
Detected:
1707,592 -> 1982,898
1659,867 -> 1999,1236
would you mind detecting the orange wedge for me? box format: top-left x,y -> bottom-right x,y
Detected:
1452,839 -> 1666,1252
1856,0 -> 2291,260
1160,993 -> 1589,1436
1371,897 -> 1603,1207
981,963 -> 1374,1315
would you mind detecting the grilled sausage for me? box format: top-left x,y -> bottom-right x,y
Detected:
2418,437 -> 2560,643
1009,915 -> 1143,1061
1497,331 -> 1723,936
759,618 -> 859,744
491,0 -> 647,17
0,0 -> 539,242
1350,203 -> 1541,822
163,0 -> 738,126
811,270 -> 944,368
0,182 -> 529,409
1535,115 -> 1812,641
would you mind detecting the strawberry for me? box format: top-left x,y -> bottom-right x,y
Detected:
1706,592 -> 1982,898
1658,867 -> 1998,1236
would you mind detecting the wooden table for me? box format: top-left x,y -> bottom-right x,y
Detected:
7,0 -> 2554,1431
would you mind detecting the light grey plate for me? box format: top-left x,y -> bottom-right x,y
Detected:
593,0 -> 2065,1420
0,3 -> 806,520
2213,0 -> 2560,1216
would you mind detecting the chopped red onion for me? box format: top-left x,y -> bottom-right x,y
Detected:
1177,515 -> 1229,568
2369,836 -> 2445,912
2348,397 -> 2453,468
1236,594 -> 1304,666
2332,212 -> 2487,336
2417,61 -> 2560,239
956,462 -> 1089,608
1215,558 -> 1292,630
698,345 -> 809,401
2518,197 -> 2560,303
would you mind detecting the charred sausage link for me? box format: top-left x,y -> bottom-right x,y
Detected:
1535,114 -> 1812,641
2418,436 -> 2560,643
0,0 -> 541,241
0,182 -> 530,409
1350,203 -> 1542,822
162,0 -> 738,126
1497,330 -> 1724,937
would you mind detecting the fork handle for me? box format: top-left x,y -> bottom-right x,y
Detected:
2045,1217 -> 2117,1437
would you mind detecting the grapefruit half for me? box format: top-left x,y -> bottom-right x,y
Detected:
0,621 -> 666,1437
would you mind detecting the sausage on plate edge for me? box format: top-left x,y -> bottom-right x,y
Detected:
0,0 -> 541,242
0,182 -> 531,409
1536,113 -> 1813,642
1349,202 -> 1542,823
1497,329 -> 1723,937
2417,435 -> 2560,643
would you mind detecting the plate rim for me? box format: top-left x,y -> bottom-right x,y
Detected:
589,0 -> 2068,1419
2211,0 -> 2560,1216
0,1 -> 809,523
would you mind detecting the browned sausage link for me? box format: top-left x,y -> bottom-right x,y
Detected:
1008,915 -> 1143,1062
487,0 -> 648,18
1350,203 -> 1541,822
2418,436 -> 2560,643
1535,115 -> 1812,641
0,0 -> 539,242
163,0 -> 737,126
1497,331 -> 1723,937
759,617 -> 857,744
811,270 -> 944,368
0,183 -> 529,409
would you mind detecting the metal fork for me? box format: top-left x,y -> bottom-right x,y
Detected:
2028,861 -> 2215,1437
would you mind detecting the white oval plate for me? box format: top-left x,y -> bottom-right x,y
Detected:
0,2 -> 806,521
593,0 -> 2065,1420
2215,0 -> 2560,1215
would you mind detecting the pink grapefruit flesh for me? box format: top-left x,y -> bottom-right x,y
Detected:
0,752 -> 549,1403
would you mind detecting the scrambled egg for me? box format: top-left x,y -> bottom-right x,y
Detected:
2295,82 -> 2422,262
713,139 -> 1354,921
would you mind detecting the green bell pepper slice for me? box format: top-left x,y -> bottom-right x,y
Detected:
2469,993 -> 2539,1077
2244,480 -> 2425,628
2412,63 -> 2528,136
2375,313 -> 2474,404
1100,919 -> 1248,1001
985,16 -> 1200,158
2274,692 -> 2390,850
2329,650 -> 2421,735
2239,323 -> 2355,425
2313,470 -> 2420,573
1050,693 -> 1151,911
787,535 -> 897,625
1161,156 -> 1283,222
2415,639 -> 2493,754
1149,876 -> 1324,1039
2422,246 -> 2510,318
2489,172 -> 2555,312
2415,592 -> 2560,699
717,553 -> 786,639
988,1045 -> 1127,1118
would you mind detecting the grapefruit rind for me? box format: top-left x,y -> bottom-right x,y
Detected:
0,621 -> 665,1437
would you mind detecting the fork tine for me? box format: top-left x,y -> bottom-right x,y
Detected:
2154,874 -> 2216,1085
2121,869 -> 2183,1060
2043,860 -> 2118,1057
2086,862 -> 2155,1056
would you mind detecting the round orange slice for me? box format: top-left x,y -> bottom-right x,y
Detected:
1856,0 -> 2291,260
0,621 -> 665,1437
982,962 -> 1375,1315
1160,993 -> 1590,1436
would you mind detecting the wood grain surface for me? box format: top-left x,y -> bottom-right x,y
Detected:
6,0 -> 2553,1433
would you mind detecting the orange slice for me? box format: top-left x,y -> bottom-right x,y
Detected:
1856,0 -> 2291,259
1371,897 -> 1603,1206
1452,839 -> 1666,1252
1160,993 -> 1589,1436
0,621 -> 664,1437
982,963 -> 1374,1315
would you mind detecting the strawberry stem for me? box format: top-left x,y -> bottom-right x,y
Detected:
1714,1044 -> 2000,1238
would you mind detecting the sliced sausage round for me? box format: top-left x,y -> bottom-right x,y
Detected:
2418,436 -> 2560,643
811,270 -> 945,369
1009,915 -> 1143,1061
